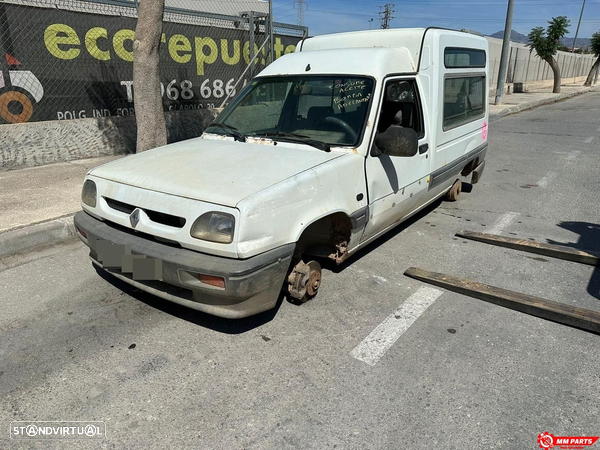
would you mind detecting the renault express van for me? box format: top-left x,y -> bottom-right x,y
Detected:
74,28 -> 488,318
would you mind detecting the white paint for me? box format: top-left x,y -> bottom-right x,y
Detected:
488,211 -> 519,235
584,136 -> 595,144
350,287 -> 443,366
536,171 -> 557,188
372,275 -> 388,284
566,150 -> 580,161
9,70 -> 44,102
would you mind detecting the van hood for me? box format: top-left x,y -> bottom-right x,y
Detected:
90,137 -> 344,207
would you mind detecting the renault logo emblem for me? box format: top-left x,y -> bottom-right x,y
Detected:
129,208 -> 141,228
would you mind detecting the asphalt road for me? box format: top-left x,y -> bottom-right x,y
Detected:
2,92 -> 599,449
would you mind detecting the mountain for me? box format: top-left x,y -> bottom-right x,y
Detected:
562,37 -> 591,50
489,30 -> 592,50
489,30 -> 529,44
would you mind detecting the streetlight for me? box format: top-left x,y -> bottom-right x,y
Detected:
368,18 -> 374,30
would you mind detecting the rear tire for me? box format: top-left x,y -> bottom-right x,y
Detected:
446,179 -> 462,202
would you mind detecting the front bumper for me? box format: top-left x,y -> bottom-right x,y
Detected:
74,211 -> 294,319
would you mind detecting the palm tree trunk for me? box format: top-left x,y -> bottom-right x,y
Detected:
133,0 -> 167,153
584,56 -> 600,87
545,56 -> 561,93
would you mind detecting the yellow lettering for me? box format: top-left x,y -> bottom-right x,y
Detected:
169,34 -> 192,63
243,41 -> 260,65
113,29 -> 135,62
274,38 -> 284,59
221,39 -> 240,65
44,23 -> 80,60
195,37 -> 218,75
285,45 -> 296,55
85,27 -> 110,61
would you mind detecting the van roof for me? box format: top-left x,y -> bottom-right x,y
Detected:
258,28 -> 487,79
298,28 -> 486,69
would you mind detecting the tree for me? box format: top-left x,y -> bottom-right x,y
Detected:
133,0 -> 167,152
584,31 -> 600,86
528,16 -> 570,93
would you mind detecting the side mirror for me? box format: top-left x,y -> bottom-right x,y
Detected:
372,127 -> 419,157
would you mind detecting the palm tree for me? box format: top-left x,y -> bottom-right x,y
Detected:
584,31 -> 600,86
528,16 -> 570,93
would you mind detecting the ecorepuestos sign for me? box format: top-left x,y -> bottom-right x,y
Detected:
0,4 -> 301,123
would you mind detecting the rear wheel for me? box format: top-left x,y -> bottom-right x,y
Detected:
446,179 -> 462,201
287,260 -> 322,304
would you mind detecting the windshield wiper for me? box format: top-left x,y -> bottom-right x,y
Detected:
205,123 -> 247,142
253,132 -> 331,152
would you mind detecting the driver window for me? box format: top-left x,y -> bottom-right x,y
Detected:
376,80 -> 424,139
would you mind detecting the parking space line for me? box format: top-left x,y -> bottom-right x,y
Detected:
566,150 -> 580,161
487,211 -> 519,235
536,171 -> 556,189
584,136 -> 595,144
350,287 -> 443,366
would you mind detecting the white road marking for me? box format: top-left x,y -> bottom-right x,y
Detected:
536,171 -> 557,189
487,211 -> 519,235
584,136 -> 595,144
350,287 -> 443,366
566,150 -> 580,161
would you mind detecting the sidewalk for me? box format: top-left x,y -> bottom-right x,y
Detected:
1,81 -> 598,259
489,81 -> 598,121
0,156 -> 119,258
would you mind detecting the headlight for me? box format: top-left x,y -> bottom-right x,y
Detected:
81,180 -> 97,207
190,212 -> 235,244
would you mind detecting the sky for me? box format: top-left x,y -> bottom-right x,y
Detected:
271,0 -> 600,40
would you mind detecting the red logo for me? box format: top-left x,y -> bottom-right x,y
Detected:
538,432 -> 599,449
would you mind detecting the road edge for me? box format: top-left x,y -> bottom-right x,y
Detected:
0,215 -> 77,259
489,86 -> 597,123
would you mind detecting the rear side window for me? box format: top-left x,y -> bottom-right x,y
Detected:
443,76 -> 485,130
444,48 -> 486,68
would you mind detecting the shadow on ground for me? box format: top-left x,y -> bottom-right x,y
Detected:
95,266 -> 284,334
547,221 -> 600,300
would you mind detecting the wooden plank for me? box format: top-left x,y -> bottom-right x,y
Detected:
404,267 -> 600,335
456,230 -> 600,266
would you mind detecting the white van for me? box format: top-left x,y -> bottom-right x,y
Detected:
75,28 -> 489,318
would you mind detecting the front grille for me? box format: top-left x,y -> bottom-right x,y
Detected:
104,197 -> 187,229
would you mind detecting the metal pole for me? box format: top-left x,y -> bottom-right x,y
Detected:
249,11 -> 255,78
268,0 -> 274,63
495,0 -> 515,105
571,0 -> 586,52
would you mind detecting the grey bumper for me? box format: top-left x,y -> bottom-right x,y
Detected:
74,211 -> 294,319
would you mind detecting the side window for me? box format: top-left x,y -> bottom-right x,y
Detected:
376,79 -> 424,139
443,76 -> 485,130
444,48 -> 486,69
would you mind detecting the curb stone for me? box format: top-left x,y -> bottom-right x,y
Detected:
0,215 -> 77,259
489,87 -> 596,123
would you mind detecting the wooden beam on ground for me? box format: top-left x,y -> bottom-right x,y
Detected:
456,230 -> 600,266
404,267 -> 600,335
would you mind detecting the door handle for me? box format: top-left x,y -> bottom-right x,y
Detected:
419,144 -> 429,154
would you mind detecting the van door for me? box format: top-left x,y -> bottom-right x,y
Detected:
361,77 -> 431,243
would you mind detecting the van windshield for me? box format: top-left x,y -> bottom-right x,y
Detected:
206,76 -> 374,149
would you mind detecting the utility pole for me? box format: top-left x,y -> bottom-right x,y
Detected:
494,0 -> 515,105
294,0 -> 306,27
379,4 -> 394,29
571,0 -> 586,52
268,0 -> 274,63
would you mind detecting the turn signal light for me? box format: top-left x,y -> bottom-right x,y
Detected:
199,274 -> 225,289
